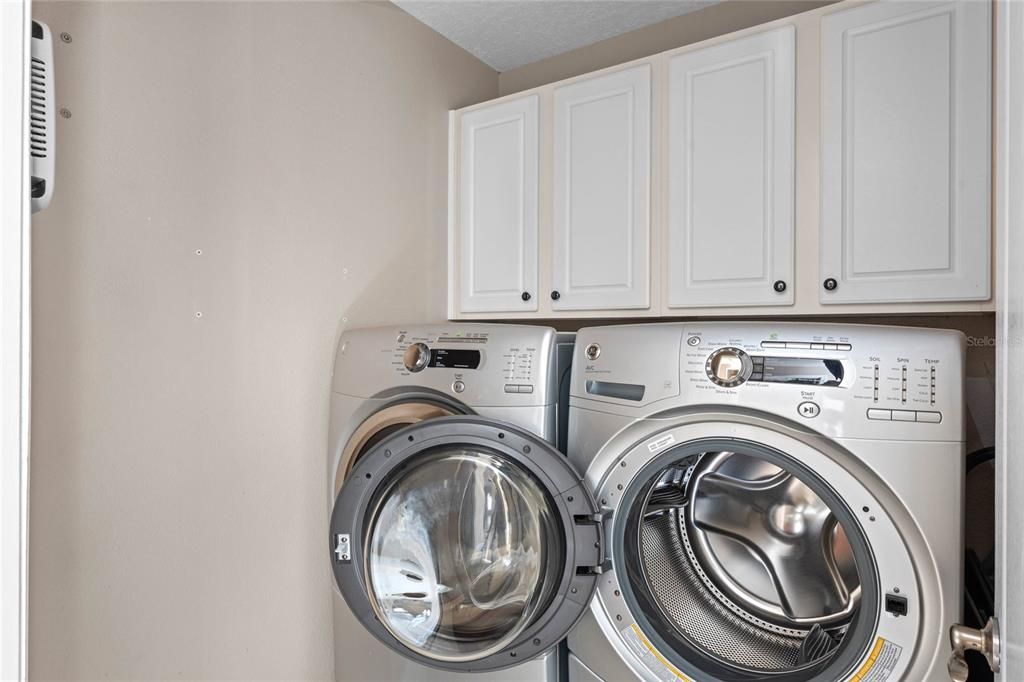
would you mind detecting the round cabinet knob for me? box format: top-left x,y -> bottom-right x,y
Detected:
823,278 -> 838,291
521,292 -> 531,302
551,291 -> 561,301
773,280 -> 787,293
402,342 -> 430,373
706,347 -> 750,387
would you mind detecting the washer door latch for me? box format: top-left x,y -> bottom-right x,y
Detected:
575,559 -> 613,576
334,533 -> 351,563
947,617 -> 999,681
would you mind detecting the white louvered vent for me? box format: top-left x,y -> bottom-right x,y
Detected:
30,21 -> 55,214
30,57 -> 47,157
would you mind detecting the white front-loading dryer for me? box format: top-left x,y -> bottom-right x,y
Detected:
566,322 -> 965,682
327,324 -> 584,681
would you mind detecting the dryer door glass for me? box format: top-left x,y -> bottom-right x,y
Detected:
365,448 -> 562,661
618,441 -> 878,681
330,416 -> 603,673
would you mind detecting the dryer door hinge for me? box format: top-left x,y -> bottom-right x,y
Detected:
947,617 -> 999,681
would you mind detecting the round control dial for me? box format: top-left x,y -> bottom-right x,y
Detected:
706,347 -> 752,387
402,342 -> 430,373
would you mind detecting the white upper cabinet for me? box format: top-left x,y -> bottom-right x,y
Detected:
456,95 -> 540,313
552,65 -> 652,310
666,25 -> 796,308
820,0 -> 991,304
448,0 -> 996,320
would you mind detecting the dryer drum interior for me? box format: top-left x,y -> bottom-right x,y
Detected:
619,441 -> 880,680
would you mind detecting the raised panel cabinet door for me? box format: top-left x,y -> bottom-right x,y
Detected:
457,95 -> 540,313
666,25 -> 796,308
820,1 -> 991,304
552,64 -> 652,311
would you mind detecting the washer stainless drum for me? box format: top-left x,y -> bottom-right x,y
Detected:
327,324 -> 579,681
566,323 -> 966,682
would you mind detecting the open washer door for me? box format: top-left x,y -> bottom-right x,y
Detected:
584,414 -> 953,682
329,416 -> 604,674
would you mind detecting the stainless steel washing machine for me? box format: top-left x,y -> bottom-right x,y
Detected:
566,322 -> 965,682
327,323 -> 578,681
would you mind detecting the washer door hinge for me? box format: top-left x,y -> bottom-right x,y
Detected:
947,617 -> 999,681
573,507 -> 612,575
334,533 -> 351,563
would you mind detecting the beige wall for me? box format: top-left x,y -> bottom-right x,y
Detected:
27,2 -> 496,679
498,0 -> 838,95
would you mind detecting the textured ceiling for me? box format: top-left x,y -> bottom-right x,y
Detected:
393,1 -> 721,72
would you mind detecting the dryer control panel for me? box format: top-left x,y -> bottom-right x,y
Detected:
572,322 -> 965,442
333,324 -> 559,406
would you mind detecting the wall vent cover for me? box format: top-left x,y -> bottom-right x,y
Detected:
30,20 -> 54,213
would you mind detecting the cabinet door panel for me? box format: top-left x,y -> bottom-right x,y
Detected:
667,26 -> 795,308
552,65 -> 651,311
820,1 -> 990,304
458,95 -> 539,313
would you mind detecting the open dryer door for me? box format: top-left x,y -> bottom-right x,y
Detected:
329,416 -> 604,674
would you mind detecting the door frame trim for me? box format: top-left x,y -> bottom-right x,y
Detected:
1,2 -> 32,680
995,0 -> 1024,678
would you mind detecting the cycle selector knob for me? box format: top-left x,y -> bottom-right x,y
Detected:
706,347 -> 751,387
403,342 -> 430,373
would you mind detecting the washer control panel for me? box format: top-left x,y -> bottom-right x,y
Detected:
684,332 -> 855,394
333,324 -> 558,405
574,322 -> 966,442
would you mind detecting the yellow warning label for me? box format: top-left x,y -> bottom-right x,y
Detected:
849,637 -> 903,682
621,623 -> 692,682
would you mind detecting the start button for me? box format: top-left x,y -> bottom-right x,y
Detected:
798,401 -> 821,419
